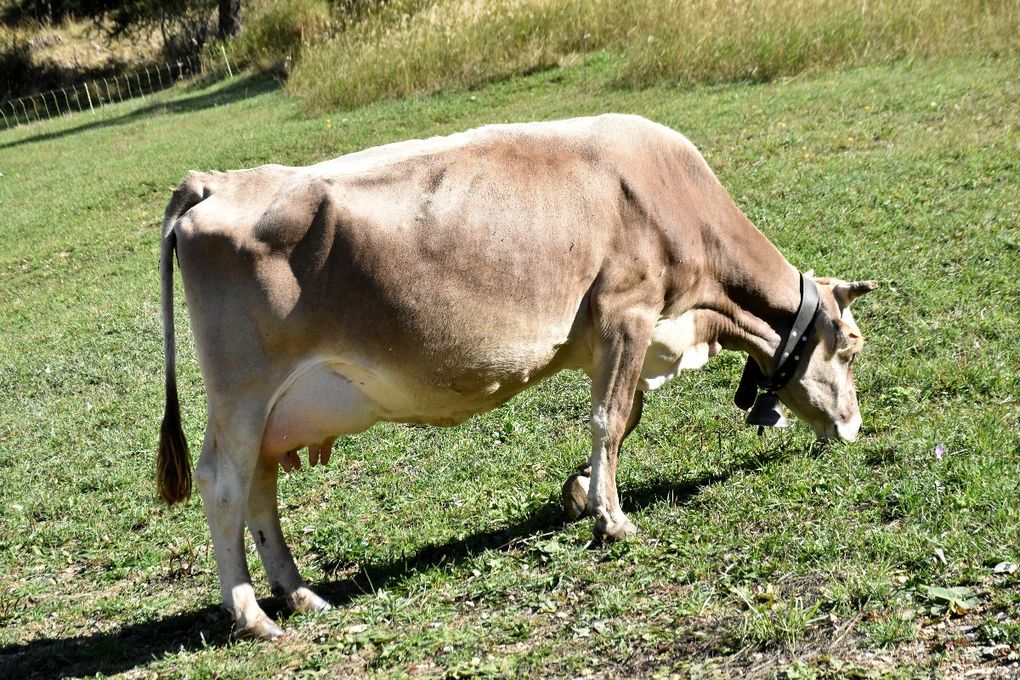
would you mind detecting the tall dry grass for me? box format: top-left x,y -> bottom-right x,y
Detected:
623,0 -> 1019,86
288,0 -> 607,110
219,0 -> 334,72
271,0 -> 1018,111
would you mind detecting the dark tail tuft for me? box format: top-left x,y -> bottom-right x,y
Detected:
157,379 -> 191,504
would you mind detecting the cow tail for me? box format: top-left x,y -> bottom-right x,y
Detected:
157,181 -> 199,505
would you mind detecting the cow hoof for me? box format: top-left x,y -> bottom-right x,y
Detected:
561,473 -> 591,522
234,614 -> 285,641
289,587 -> 332,614
593,516 -> 638,545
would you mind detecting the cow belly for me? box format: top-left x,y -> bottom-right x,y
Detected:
262,365 -> 377,457
260,357 -> 519,457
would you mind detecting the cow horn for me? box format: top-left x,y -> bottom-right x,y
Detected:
833,280 -> 878,310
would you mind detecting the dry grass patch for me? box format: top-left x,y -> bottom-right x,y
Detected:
286,0 -> 1020,111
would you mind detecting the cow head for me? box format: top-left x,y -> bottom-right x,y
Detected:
777,277 -> 878,442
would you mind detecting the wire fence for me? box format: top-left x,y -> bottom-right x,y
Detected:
0,50 -> 233,131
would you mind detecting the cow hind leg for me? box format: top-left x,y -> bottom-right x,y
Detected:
562,390 -> 643,521
247,457 -> 331,615
195,420 -> 283,640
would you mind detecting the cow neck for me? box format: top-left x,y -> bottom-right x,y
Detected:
725,273 -> 805,377
701,217 -> 805,377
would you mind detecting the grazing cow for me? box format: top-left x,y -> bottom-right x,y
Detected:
157,114 -> 876,639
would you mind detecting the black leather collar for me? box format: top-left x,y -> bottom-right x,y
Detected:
734,273 -> 820,412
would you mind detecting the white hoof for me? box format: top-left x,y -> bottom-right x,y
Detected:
593,514 -> 638,544
234,613 -> 285,641
289,586 -> 332,614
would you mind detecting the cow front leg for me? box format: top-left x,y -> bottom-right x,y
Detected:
195,428 -> 283,640
562,390 -> 643,521
587,314 -> 654,543
247,456 -> 331,615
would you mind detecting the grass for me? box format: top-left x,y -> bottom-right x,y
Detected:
0,51 -> 1018,678
282,0 -> 1020,111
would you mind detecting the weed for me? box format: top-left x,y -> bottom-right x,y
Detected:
735,589 -> 824,650
862,613 -> 917,647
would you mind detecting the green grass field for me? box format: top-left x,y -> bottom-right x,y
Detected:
0,52 -> 1018,678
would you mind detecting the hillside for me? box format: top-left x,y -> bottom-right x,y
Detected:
1,47 -> 1018,678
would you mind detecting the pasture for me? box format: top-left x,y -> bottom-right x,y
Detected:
0,52 -> 1018,678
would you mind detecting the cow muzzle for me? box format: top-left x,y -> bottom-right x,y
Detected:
816,412 -> 862,442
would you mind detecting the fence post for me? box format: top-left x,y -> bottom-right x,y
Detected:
219,44 -> 233,78
61,87 -> 72,114
51,90 -> 61,118
0,106 -> 9,129
166,62 -> 173,84
84,82 -> 94,113
18,97 -> 30,123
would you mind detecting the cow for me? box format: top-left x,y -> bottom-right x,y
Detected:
157,114 -> 876,640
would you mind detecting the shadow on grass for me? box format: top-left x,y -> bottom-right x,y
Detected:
0,73 -> 281,152
0,451 -> 773,678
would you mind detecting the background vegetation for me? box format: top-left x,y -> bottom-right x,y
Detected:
5,1 -> 1018,107
275,0 -> 1020,111
1,1 -> 1018,678
0,0 -> 234,100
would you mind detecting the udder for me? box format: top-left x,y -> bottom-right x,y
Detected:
262,364 -> 378,470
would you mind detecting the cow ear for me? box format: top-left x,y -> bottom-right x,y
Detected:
835,319 -> 864,356
833,280 -> 878,311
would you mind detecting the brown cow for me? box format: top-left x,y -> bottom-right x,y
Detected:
157,115 -> 875,639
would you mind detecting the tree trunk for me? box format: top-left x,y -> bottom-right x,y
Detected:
49,0 -> 66,24
218,0 -> 241,40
